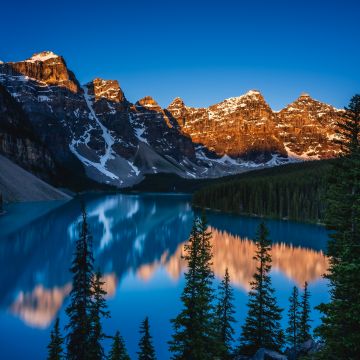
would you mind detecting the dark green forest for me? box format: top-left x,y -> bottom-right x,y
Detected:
192,160 -> 335,223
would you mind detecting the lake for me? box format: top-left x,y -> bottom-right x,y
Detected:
0,193 -> 330,359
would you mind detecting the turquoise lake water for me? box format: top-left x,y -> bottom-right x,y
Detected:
0,193 -> 330,359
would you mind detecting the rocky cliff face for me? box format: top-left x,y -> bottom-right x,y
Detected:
167,90 -> 343,162
167,90 -> 286,162
0,51 -> 346,188
0,84 -> 57,182
1,51 -> 80,93
277,93 -> 343,158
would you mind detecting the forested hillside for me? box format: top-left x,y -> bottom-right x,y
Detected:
192,160 -> 334,223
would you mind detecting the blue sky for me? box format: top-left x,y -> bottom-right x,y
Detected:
1,0 -> 359,109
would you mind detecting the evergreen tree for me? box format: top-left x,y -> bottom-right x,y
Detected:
316,95 -> 360,359
299,281 -> 311,343
66,206 -> 95,360
169,214 -> 215,360
239,222 -> 284,355
47,318 -> 64,360
214,268 -> 236,359
89,271 -> 110,360
138,317 -> 156,360
286,286 -> 301,354
108,331 -> 130,360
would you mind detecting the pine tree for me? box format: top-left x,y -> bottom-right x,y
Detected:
316,95 -> 360,359
239,222 -> 284,355
47,318 -> 64,360
66,205 -> 95,360
214,268 -> 236,359
299,281 -> 311,343
168,214 -> 215,360
108,331 -> 130,360
138,317 -> 156,360
88,271 -> 110,360
286,286 -> 301,354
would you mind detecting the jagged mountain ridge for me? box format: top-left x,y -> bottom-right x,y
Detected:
167,90 -> 343,161
0,51 -> 344,188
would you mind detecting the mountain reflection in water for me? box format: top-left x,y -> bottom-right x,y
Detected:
0,194 -> 330,359
138,227 -> 328,291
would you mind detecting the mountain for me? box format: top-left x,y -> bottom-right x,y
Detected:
167,90 -> 343,162
277,93 -> 343,158
0,83 -> 58,182
0,154 -> 70,202
0,51 -> 345,189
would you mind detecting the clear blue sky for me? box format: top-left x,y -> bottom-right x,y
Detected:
1,0 -> 359,109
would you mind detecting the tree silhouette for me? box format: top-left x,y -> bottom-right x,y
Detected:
286,286 -> 301,355
66,205 -> 94,360
169,214 -> 215,360
239,222 -> 284,355
109,330 -> 130,360
138,317 -> 156,360
47,318 -> 64,360
214,268 -> 236,359
88,270 -> 110,359
299,281 -> 311,343
316,94 -> 360,358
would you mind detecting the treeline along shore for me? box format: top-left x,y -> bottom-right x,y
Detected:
192,160 -> 335,224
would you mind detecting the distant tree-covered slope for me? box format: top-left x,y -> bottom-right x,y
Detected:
192,160 -> 335,223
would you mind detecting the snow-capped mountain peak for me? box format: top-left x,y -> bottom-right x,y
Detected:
26,51 -> 60,62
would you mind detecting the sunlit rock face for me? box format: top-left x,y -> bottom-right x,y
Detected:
168,91 -> 286,162
167,91 -> 344,162
2,51 -> 80,93
89,78 -> 126,103
277,93 -> 344,159
136,227 -> 329,290
10,284 -> 71,328
135,96 -> 163,111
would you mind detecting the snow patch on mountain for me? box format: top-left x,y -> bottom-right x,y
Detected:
284,144 -> 319,161
128,113 -> 149,144
27,51 -> 59,62
83,85 -> 116,166
195,145 -> 290,170
68,86 -> 120,180
128,161 -> 140,176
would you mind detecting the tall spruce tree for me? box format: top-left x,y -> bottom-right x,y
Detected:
108,331 -> 130,360
66,206 -> 95,360
286,287 -> 301,353
88,271 -> 110,360
214,268 -> 236,359
316,95 -> 360,359
169,214 -> 215,360
138,317 -> 156,360
47,318 -> 64,360
239,222 -> 284,355
299,281 -> 311,343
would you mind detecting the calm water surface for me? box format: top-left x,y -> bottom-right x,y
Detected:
0,193 -> 329,359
